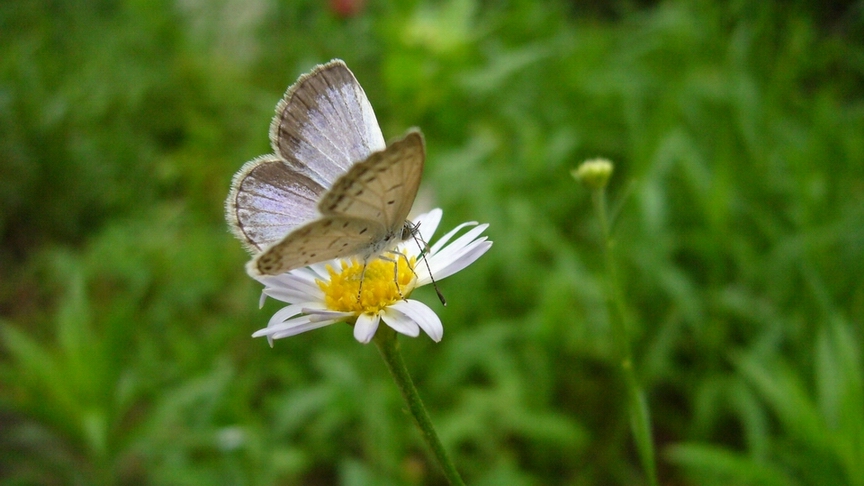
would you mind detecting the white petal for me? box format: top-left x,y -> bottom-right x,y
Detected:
414,208 -> 443,242
252,315 -> 311,337
429,221 -> 479,255
308,261 -> 334,278
268,319 -> 338,339
258,269 -> 325,305
380,307 -> 420,337
266,304 -> 309,327
432,223 -> 489,261
354,313 -> 380,343
409,222 -> 489,285
427,232 -> 488,271
422,239 -> 492,283
263,283 -> 321,305
391,300 -> 443,342
256,267 -> 309,287
252,315 -> 338,339
413,220 -> 491,285
305,308 -> 352,322
255,303 -> 340,341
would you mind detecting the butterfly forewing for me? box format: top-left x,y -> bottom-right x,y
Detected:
250,217 -> 387,275
319,130 -> 425,231
227,155 -> 327,252
270,60 -> 386,189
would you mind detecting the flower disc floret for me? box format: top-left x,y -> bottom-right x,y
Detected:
319,256 -> 417,314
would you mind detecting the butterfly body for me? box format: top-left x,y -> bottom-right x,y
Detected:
226,60 -> 425,276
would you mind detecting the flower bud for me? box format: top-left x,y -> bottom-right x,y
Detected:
572,158 -> 614,190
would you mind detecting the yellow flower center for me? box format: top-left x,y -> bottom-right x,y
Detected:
318,255 -> 417,314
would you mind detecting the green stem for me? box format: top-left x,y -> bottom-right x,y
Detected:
373,327 -> 466,486
592,189 -> 659,486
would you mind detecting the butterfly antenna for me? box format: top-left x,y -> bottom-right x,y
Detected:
409,222 -> 446,306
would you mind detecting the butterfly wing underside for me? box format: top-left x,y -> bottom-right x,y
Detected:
226,155 -> 326,253
319,130 -> 425,231
270,60 -> 386,189
249,131 -> 425,276
227,59 -> 385,253
251,217 -> 389,275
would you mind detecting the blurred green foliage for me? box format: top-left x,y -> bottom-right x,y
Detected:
2,0 -> 863,484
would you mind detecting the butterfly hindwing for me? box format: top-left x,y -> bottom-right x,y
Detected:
270,60 -> 386,189
250,217 -> 386,275
318,130 -> 425,231
226,155 -> 327,253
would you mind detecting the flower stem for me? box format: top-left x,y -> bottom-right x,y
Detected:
373,327 -> 466,485
591,188 -> 659,486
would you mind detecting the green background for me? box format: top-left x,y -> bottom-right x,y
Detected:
2,1 -> 863,484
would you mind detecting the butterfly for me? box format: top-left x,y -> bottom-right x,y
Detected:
225,59 -> 425,277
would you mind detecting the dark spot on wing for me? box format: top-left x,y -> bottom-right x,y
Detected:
359,227 -> 368,234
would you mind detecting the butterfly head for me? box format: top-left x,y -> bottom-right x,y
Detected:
401,220 -> 420,242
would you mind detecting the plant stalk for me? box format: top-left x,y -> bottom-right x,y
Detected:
374,327 -> 466,485
592,188 -> 659,486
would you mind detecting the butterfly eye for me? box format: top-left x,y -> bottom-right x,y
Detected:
401,222 -> 417,241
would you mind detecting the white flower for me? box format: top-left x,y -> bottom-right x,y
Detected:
251,209 -> 492,345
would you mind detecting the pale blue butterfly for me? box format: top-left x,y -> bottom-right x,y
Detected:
226,60 -> 425,276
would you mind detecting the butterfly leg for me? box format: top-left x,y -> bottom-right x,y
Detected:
355,256 -> 405,302
377,253 -> 407,301
356,261 -> 368,303
387,249 -> 420,278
